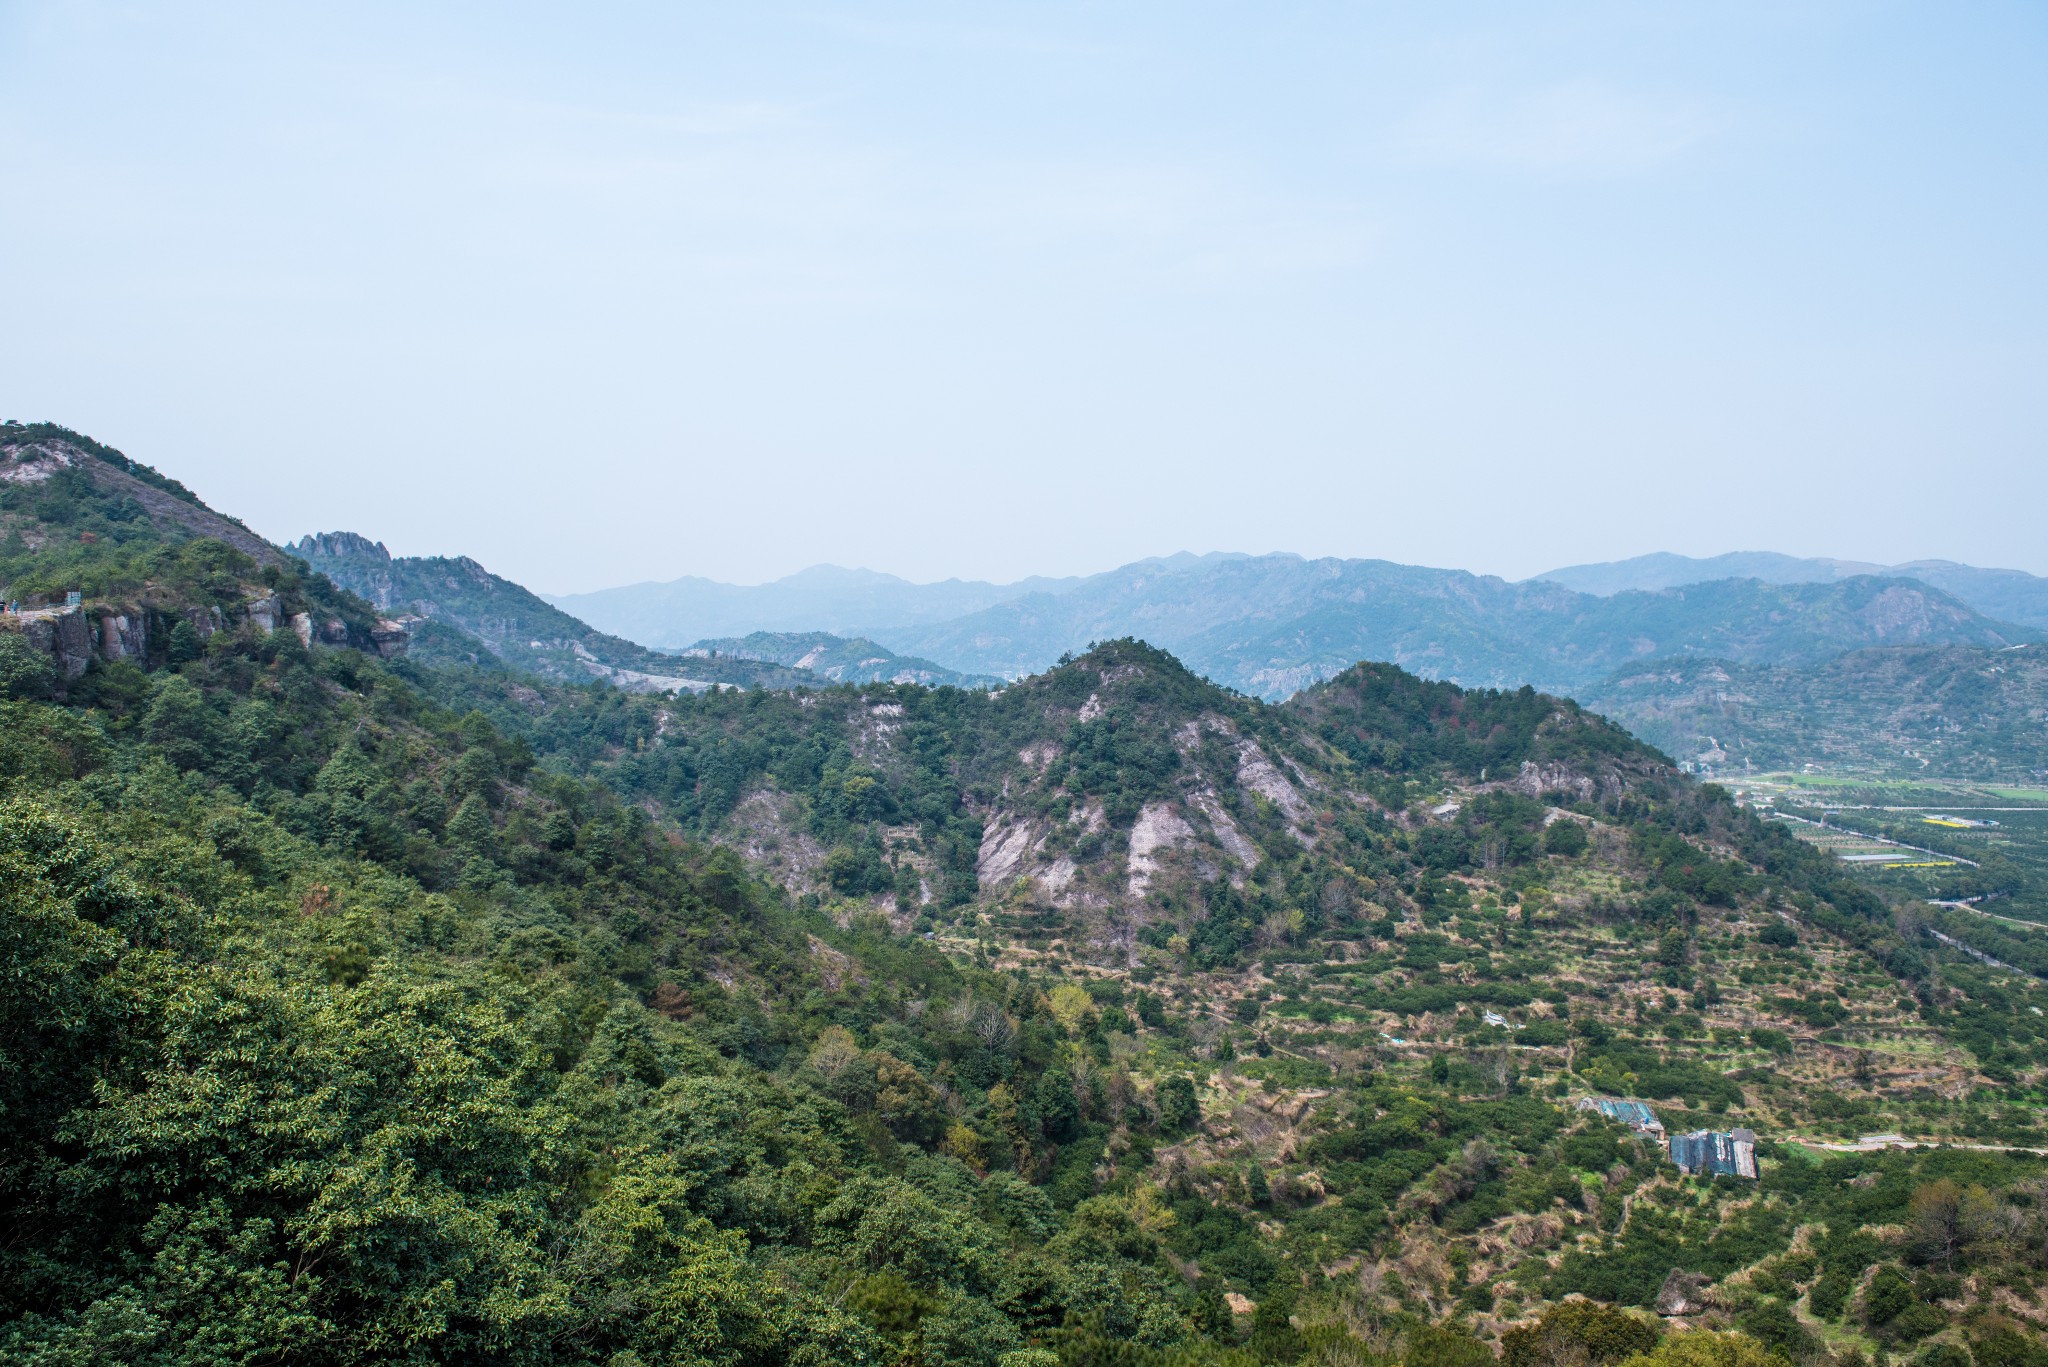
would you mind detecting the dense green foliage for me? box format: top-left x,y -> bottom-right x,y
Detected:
0,633 -> 1257,1363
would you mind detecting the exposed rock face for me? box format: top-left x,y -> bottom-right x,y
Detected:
719,786 -> 829,894
1188,789 -> 1260,870
16,607 -> 95,680
978,817 -> 1043,888
1506,760 -> 1598,803
1234,736 -> 1315,843
99,611 -> 147,663
292,531 -> 390,562
1126,802 -> 1195,898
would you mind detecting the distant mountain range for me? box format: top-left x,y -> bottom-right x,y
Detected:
557,550 -> 2044,701
1537,552 -> 2048,629
547,562 -> 1085,648
873,555 -> 2037,697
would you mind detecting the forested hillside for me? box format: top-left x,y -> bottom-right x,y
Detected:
6,427 -> 2048,1367
1581,646 -> 2048,781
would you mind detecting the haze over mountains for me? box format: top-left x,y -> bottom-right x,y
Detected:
552,552 -> 2042,701
548,563 -> 1086,648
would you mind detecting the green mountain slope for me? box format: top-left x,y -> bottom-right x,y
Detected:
1,420 -> 285,567
292,531 -> 810,693
435,636 -> 2048,1345
2,424 -> 404,677
6,426 -> 2048,1366
1581,644 -> 2048,781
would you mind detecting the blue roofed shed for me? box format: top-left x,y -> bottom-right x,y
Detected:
1576,1097 -> 1665,1136
1669,1128 -> 1758,1179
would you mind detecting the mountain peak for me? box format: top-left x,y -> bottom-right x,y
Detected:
291,530 -> 391,562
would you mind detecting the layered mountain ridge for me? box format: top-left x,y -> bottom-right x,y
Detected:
558,551 -> 2038,701
870,555 -> 2029,698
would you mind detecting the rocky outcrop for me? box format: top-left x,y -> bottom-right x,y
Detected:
185,605 -> 226,640
369,619 -> 411,658
1188,789 -> 1261,871
245,595 -> 281,634
2,591 -> 403,682
291,531 -> 390,562
1506,760 -> 1599,803
1234,737 -> 1315,844
290,533 -> 398,610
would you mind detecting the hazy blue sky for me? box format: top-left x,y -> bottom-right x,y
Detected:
4,2 -> 2044,590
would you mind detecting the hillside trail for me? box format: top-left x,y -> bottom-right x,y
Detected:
1785,1135 -> 2048,1156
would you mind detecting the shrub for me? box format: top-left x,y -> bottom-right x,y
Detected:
1503,1298 -> 1660,1367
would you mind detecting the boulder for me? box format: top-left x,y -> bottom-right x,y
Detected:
1656,1269 -> 1712,1317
